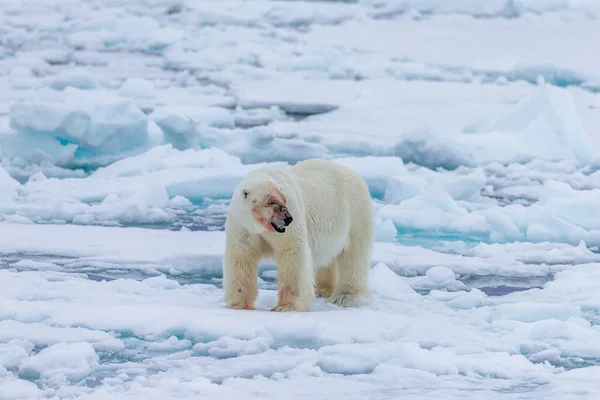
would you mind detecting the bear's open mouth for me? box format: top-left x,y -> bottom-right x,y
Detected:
270,221 -> 286,233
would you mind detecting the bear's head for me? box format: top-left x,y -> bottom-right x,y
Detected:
236,180 -> 293,234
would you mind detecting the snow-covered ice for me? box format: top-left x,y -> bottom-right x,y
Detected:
1,0 -> 600,398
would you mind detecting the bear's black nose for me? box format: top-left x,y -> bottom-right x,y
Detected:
283,216 -> 293,226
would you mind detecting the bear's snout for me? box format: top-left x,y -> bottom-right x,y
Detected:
270,204 -> 293,233
277,205 -> 293,227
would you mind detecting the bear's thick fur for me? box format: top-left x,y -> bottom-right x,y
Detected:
223,158 -> 374,312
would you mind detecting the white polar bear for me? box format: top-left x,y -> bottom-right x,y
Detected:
223,158 -> 374,312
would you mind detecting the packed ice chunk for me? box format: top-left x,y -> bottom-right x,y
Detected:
223,132 -> 328,165
435,167 -> 487,200
47,68 -> 98,91
130,335 -> 192,353
168,195 -> 193,209
233,106 -> 287,128
0,167 -> 20,198
374,160 -> 600,246
8,67 -> 40,91
10,260 -> 61,271
317,343 -> 396,375
466,240 -> 600,266
426,266 -> 456,284
409,266 -> 467,292
368,262 -> 419,302
393,84 -> 598,169
384,174 -> 429,204
536,186 -> 600,230
92,145 -> 242,178
151,106 -> 234,150
481,203 -> 592,245
142,275 -> 181,290
162,161 -> 289,201
0,320 -> 123,352
67,14 -> 183,52
379,186 -> 480,232
464,85 -> 598,166
39,48 -> 70,65
152,106 -> 235,132
119,78 -> 156,99
18,342 -> 98,384
193,336 -> 273,359
0,376 -> 42,400
10,103 -> 68,136
522,318 -> 592,341
444,288 -> 487,309
377,163 -> 485,206
232,78 -> 352,115
83,183 -> 170,225
334,156 -> 408,199
2,215 -> 34,224
0,340 -> 33,370
374,218 -> 397,242
256,78 -> 598,168
394,129 -> 477,170
9,88 -> 152,166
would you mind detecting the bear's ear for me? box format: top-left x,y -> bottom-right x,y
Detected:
243,190 -> 248,199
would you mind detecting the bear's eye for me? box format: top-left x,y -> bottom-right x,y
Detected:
268,200 -> 276,206
243,190 -> 248,199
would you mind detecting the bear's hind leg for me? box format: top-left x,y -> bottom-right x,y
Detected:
328,242 -> 372,308
315,260 -> 338,298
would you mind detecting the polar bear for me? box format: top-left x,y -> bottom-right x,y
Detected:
223,158 -> 374,312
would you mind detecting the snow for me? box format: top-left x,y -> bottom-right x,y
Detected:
1,0 -> 600,398
18,342 -> 99,384
1,235 -> 600,398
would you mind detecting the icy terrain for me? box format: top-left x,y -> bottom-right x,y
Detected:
1,0 -> 600,398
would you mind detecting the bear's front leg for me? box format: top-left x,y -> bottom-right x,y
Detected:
272,244 -> 314,312
223,247 -> 259,310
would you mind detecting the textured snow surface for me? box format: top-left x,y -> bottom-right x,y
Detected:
1,0 -> 600,398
